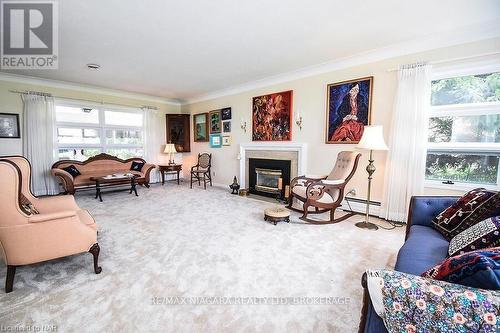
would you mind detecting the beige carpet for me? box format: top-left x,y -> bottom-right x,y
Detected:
0,183 -> 404,332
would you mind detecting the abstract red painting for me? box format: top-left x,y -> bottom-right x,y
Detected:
252,90 -> 293,141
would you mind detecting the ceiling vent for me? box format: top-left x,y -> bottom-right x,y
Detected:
86,63 -> 100,70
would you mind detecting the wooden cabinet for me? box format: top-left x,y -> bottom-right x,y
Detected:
166,114 -> 190,152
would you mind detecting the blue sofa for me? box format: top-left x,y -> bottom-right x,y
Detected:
359,195 -> 500,333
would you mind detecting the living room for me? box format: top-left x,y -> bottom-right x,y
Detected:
0,1 -> 499,332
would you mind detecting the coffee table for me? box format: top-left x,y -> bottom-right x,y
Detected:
90,174 -> 138,202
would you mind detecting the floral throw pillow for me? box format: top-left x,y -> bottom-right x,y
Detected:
432,188 -> 499,240
448,217 -> 500,256
366,269 -> 500,333
19,193 -> 39,215
422,247 -> 500,290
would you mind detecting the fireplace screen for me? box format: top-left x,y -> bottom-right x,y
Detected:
255,168 -> 282,193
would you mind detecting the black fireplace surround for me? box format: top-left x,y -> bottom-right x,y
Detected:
248,158 -> 291,199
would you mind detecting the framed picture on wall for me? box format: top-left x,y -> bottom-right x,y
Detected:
193,112 -> 209,142
222,135 -> 231,146
210,134 -> 222,148
222,121 -> 231,133
326,76 -> 373,144
166,114 -> 191,152
0,113 -> 20,139
252,90 -> 292,141
221,107 -> 232,120
209,110 -> 222,134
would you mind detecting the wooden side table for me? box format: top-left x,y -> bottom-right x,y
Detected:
158,164 -> 182,185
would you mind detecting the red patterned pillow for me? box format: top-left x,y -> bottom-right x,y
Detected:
432,188 -> 499,240
422,247 -> 500,289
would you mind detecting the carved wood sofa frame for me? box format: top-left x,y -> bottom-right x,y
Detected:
51,153 -> 155,194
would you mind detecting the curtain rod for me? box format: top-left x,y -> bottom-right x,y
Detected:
386,51 -> 500,72
8,90 -> 159,110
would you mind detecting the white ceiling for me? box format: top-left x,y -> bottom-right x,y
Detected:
2,0 -> 500,103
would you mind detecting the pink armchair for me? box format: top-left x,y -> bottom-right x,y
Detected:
0,156 -> 101,293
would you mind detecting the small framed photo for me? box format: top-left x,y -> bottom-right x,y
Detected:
0,113 -> 20,139
222,135 -> 231,146
209,110 -> 221,134
221,107 -> 232,120
210,134 -> 222,148
223,121 -> 231,133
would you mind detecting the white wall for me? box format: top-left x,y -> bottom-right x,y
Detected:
181,38 -> 500,202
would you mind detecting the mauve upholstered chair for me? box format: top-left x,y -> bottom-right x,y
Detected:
0,156 -> 101,293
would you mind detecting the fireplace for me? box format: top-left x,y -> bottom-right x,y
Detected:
249,158 -> 291,199
255,168 -> 282,193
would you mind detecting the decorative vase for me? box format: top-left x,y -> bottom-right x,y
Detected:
229,176 -> 240,194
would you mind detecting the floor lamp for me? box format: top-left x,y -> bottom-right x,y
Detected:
355,126 -> 388,231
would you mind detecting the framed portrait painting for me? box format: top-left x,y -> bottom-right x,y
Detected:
166,114 -> 191,152
252,90 -> 292,141
222,121 -> 231,133
209,110 -> 221,134
0,113 -> 20,139
326,77 -> 372,144
193,112 -> 209,142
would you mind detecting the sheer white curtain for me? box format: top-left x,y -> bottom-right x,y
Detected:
143,108 -> 163,183
379,63 -> 432,222
22,93 -> 59,195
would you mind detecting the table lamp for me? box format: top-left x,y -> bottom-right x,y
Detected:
164,143 -> 177,165
355,125 -> 388,230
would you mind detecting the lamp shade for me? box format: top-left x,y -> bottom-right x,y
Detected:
357,125 -> 388,151
163,143 -> 177,154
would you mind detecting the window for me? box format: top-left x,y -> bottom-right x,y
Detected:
55,106 -> 99,124
55,102 -> 144,161
426,69 -> 500,190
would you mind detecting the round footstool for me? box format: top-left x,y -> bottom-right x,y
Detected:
264,207 -> 290,225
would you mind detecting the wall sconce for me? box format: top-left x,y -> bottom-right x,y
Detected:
295,111 -> 303,131
240,118 -> 247,133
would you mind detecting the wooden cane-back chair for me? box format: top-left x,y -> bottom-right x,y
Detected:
190,153 -> 212,189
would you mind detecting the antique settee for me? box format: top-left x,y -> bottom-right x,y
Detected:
51,153 -> 155,194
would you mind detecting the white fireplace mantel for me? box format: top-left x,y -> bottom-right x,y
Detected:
239,142 -> 307,188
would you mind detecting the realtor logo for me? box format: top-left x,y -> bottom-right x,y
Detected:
1,0 -> 58,69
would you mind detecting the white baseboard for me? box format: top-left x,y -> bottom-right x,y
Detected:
211,184 -> 380,216
340,198 -> 380,217
211,184 -> 380,215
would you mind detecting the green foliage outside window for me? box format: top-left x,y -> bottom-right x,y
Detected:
431,72 -> 500,106
427,72 -> 500,185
